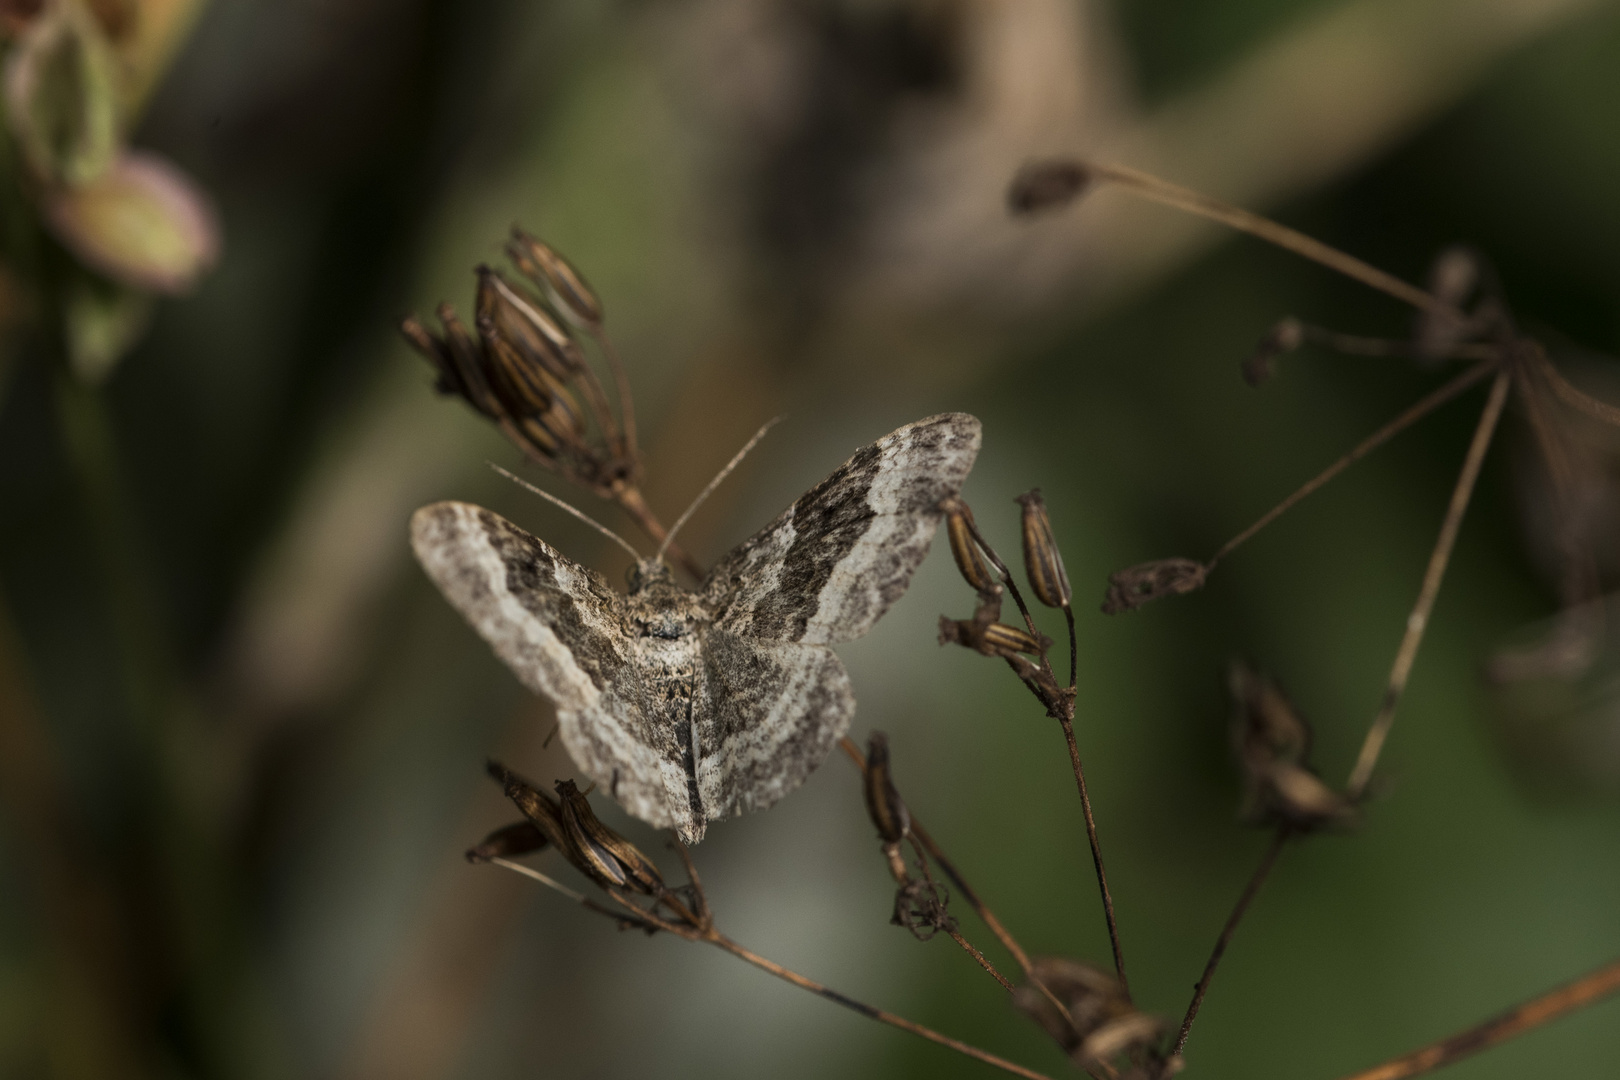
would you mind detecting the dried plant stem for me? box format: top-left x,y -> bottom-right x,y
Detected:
947,928 -> 1015,990
1332,956 -> 1620,1080
1207,360 -> 1499,569
705,932 -> 1055,1080
1090,163 -> 1442,315
590,327 -> 639,460
1296,328 -> 1499,362
1347,369 -> 1511,797
610,483 -> 705,579
1523,341 -> 1620,429
1057,717 -> 1129,1002
837,738 -> 1079,1029
1169,827 -> 1290,1059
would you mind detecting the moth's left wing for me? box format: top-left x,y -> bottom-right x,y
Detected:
703,412 -> 981,645
409,502 -> 683,831
695,629 -> 855,819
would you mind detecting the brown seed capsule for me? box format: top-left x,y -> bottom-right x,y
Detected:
1414,245 -> 1481,362
1016,490 -> 1071,609
862,733 -> 910,845
1242,316 -> 1304,387
1228,662 -> 1354,829
487,761 -> 572,853
476,265 -> 585,379
1100,557 -> 1208,614
507,229 -> 604,329
555,779 -> 664,895
941,497 -> 996,594
1007,160 -> 1091,215
465,821 -> 549,863
1011,955 -> 1137,1059
980,621 -> 1048,656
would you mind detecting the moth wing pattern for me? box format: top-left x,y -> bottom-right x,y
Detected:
408,502 -> 681,830
702,412 -> 982,645
695,629 -> 855,819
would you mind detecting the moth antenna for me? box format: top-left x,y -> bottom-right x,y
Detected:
657,417 -> 783,562
488,463 -> 644,562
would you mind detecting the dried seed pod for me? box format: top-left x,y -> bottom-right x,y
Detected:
1101,557 -> 1207,614
1008,160 -> 1091,215
941,497 -> 996,594
1012,955 -> 1134,1058
556,779 -> 664,895
465,821 -> 549,863
1243,316 -> 1304,387
862,733 -> 910,844
487,761 -> 572,853
476,265 -> 585,379
1080,1012 -> 1164,1068
1016,490 -> 1071,608
938,617 -> 1047,657
1412,245 -> 1482,362
507,229 -> 604,329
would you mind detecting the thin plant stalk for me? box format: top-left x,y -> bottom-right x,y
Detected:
1331,957 -> 1620,1080
1169,827 -> 1291,1058
1347,369 -> 1512,798
1056,717 -> 1129,1002
1207,359 -> 1499,570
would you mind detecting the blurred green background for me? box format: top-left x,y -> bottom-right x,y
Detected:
2,1 -> 1619,1078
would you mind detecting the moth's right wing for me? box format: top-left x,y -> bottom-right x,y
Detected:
409,502 -> 683,830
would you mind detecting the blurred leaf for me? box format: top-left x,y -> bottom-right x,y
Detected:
62,267 -> 148,383
43,149 -> 218,294
2,0 -> 118,186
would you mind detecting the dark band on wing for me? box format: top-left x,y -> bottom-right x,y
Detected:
477,508 -> 624,692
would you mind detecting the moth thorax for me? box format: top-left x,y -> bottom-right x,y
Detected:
627,558 -> 676,594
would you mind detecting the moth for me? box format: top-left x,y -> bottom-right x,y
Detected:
410,412 -> 982,843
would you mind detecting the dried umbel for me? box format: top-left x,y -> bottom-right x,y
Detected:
1102,557 -> 1208,614
1016,489 -> 1072,609
1007,159 -> 1091,215
401,235 -> 634,496
1012,956 -> 1165,1072
1229,662 -> 1354,829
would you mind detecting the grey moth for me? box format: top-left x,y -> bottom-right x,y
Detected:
410,412 -> 982,843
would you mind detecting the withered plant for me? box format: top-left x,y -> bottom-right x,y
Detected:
401,169 -> 1620,1080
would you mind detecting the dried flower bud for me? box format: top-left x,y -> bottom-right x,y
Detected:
1229,662 -> 1354,829
941,497 -> 996,594
555,779 -> 664,895
1016,490 -> 1071,608
507,228 -> 604,329
1414,245 -> 1481,362
465,821 -> 548,863
1101,557 -> 1207,614
1243,316 -> 1304,387
862,733 -> 910,844
1008,160 -> 1090,215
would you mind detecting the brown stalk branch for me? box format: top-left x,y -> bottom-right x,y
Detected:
1208,360 -> 1500,569
1091,163 -> 1444,315
706,932 -> 1056,1080
1169,827 -> 1291,1059
590,327 -> 640,461
1523,341 -> 1620,429
947,928 -> 1016,990
1332,956 -> 1620,1080
1057,717 -> 1130,1002
609,483 -> 705,580
1346,369 -> 1512,798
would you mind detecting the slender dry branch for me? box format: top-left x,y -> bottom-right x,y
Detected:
1169,827 -> 1290,1059
589,327 -> 640,460
610,482 -> 705,580
1346,369 -> 1512,798
1522,341 -> 1620,429
1208,360 -> 1500,569
707,932 -> 1056,1080
947,928 -> 1015,990
1090,163 -> 1443,315
1057,717 -> 1130,1002
1332,956 -> 1620,1080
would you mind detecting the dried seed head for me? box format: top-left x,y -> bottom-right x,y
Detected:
1008,160 -> 1091,215
1012,955 -> 1160,1070
555,779 -> 665,895
465,821 -> 548,863
476,266 -> 586,380
507,228 -> 604,329
1243,316 -> 1304,387
487,761 -> 571,848
1016,490 -> 1071,608
938,617 -> 1048,657
941,497 -> 996,594
1229,662 -> 1354,829
1101,557 -> 1207,614
862,733 -> 910,845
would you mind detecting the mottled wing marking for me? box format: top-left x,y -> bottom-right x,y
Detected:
408,502 -> 677,829
703,412 -> 982,645
695,629 -> 855,818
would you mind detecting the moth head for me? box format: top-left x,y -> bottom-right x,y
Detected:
627,557 -> 677,594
